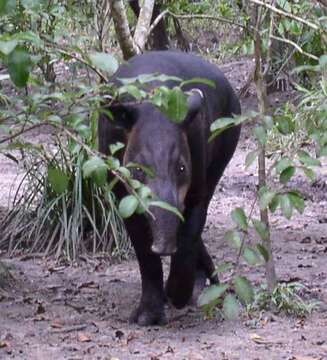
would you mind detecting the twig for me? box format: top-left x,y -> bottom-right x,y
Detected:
40,36 -> 108,82
0,123 -> 48,145
50,324 -> 87,334
249,0 -> 325,33
270,35 -> 319,61
147,10 -> 255,39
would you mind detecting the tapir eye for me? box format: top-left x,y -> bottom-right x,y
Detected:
132,166 -> 145,181
179,165 -> 185,173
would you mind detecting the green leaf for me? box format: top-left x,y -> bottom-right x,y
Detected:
129,179 -> 141,189
92,167 -> 107,186
280,166 -> 295,184
256,244 -> 269,262
0,0 -> 16,14
253,126 -> 267,145
259,190 -> 276,210
275,157 -> 293,174
21,0 -> 42,10
7,46 -> 31,87
320,146 -> 327,157
297,150 -> 321,167
210,117 -> 235,133
127,162 -> 155,178
302,167 -> 316,181
48,167 -> 69,194
138,185 -> 152,199
109,142 -> 125,155
13,31 -> 42,46
288,191 -> 305,214
275,115 -> 295,135
242,246 -> 262,266
252,219 -> 269,241
245,150 -> 258,168
181,77 -> 215,88
231,207 -> 248,231
223,294 -> 240,320
47,115 -> 62,123
197,284 -> 229,307
118,84 -> 146,100
234,276 -> 254,305
269,194 -> 280,213
0,39 -> 18,55
119,73 -> 181,85
319,54 -> 327,69
118,166 -> 131,179
88,52 -> 118,75
83,156 -> 107,178
106,156 -> 120,170
164,87 -> 188,123
224,229 -> 242,250
280,194 -> 293,219
209,117 -> 236,141
213,261 -> 233,276
262,115 -> 273,129
119,195 -> 139,218
149,200 -> 184,221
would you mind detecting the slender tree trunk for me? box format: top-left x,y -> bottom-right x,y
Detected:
109,0 -> 139,59
133,0 -> 155,50
129,0 -> 170,50
253,5 -> 277,293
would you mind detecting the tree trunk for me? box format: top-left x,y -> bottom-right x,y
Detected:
129,0 -> 169,50
133,0 -> 155,51
253,5 -> 277,293
109,0 -> 138,59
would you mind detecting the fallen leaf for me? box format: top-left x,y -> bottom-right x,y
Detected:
250,333 -> 266,344
78,332 -> 91,343
249,333 -> 279,345
78,281 -> 98,289
0,341 -> 9,348
50,319 -> 63,328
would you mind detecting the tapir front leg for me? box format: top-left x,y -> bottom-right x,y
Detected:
126,216 -> 167,326
166,203 -> 210,308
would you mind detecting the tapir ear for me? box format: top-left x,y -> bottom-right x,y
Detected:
182,89 -> 205,127
105,103 -> 138,131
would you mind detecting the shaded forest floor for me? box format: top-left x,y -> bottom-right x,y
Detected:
0,58 -> 327,360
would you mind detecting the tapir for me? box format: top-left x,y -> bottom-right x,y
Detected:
98,51 -> 241,326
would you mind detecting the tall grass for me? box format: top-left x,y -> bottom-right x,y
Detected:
0,131 -> 130,261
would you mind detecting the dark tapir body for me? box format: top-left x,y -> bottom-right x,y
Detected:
98,51 -> 241,326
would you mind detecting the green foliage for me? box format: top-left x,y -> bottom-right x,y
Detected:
202,53 -> 325,322
253,283 -> 319,317
0,2 -> 195,259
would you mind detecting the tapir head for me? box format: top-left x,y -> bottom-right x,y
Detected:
110,90 -> 204,255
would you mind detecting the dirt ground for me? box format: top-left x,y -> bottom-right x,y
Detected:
0,59 -> 327,360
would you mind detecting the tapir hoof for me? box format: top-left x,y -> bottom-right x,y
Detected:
166,281 -> 193,309
129,305 -> 167,326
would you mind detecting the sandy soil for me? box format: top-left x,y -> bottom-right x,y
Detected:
0,60 -> 327,360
